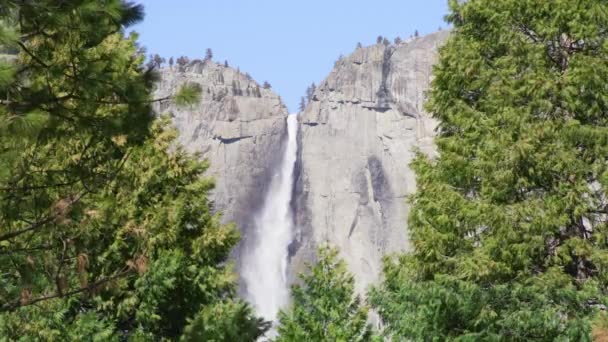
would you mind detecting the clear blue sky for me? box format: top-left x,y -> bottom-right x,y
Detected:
132,1 -> 450,112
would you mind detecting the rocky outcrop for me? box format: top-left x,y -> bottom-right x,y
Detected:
153,61 -> 289,265
292,31 -> 449,293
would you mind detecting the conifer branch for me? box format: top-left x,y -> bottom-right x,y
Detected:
0,268 -> 133,312
15,41 -> 48,68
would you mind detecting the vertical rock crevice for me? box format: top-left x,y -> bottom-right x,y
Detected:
376,46 -> 395,111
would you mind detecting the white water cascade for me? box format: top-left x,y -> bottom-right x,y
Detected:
242,113 -> 299,323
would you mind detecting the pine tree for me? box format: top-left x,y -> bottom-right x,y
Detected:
205,48 -> 213,61
263,81 -> 271,89
169,56 -> 174,68
177,56 -> 189,66
0,1 -> 265,339
306,83 -> 316,103
299,97 -> 306,112
152,53 -> 165,68
275,247 -> 376,342
371,0 -> 608,340
224,60 -> 229,67
181,301 -> 269,341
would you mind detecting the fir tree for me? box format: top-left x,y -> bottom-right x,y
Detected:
146,53 -> 155,68
205,48 -> 213,61
169,56 -> 174,68
177,55 -> 189,67
371,0 -> 608,340
152,53 -> 165,68
263,81 -> 271,89
306,82 -> 316,103
275,247 -> 376,342
299,97 -> 306,112
0,1 -> 265,339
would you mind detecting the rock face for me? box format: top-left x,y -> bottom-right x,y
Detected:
153,61 -> 289,265
292,31 -> 449,293
152,31 -> 449,295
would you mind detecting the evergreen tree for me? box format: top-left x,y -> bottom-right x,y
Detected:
299,97 -> 306,112
275,247 -> 376,342
181,301 -> 269,341
151,53 -> 165,68
356,42 -> 363,49
177,56 -> 189,66
224,59 -> 229,67
263,81 -> 271,89
376,35 -> 383,44
205,48 -> 213,61
306,82 -> 316,103
0,1 -> 265,339
169,56 -> 174,68
394,37 -> 402,44
371,0 -> 608,340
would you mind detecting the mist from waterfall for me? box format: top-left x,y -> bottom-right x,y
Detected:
242,114 -> 298,323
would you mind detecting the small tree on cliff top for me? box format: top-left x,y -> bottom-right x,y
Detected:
205,48 -> 213,61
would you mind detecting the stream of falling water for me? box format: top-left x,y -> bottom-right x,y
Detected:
242,113 -> 298,325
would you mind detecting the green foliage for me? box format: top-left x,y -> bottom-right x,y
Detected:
174,83 -> 202,107
0,1 -> 263,340
181,300 -> 270,342
275,247 -> 377,342
371,0 -> 608,340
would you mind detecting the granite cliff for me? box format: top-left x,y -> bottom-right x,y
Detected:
152,31 -> 449,296
152,61 -> 289,270
291,31 -> 450,293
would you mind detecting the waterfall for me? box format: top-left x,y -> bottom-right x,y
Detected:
242,113 -> 298,323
